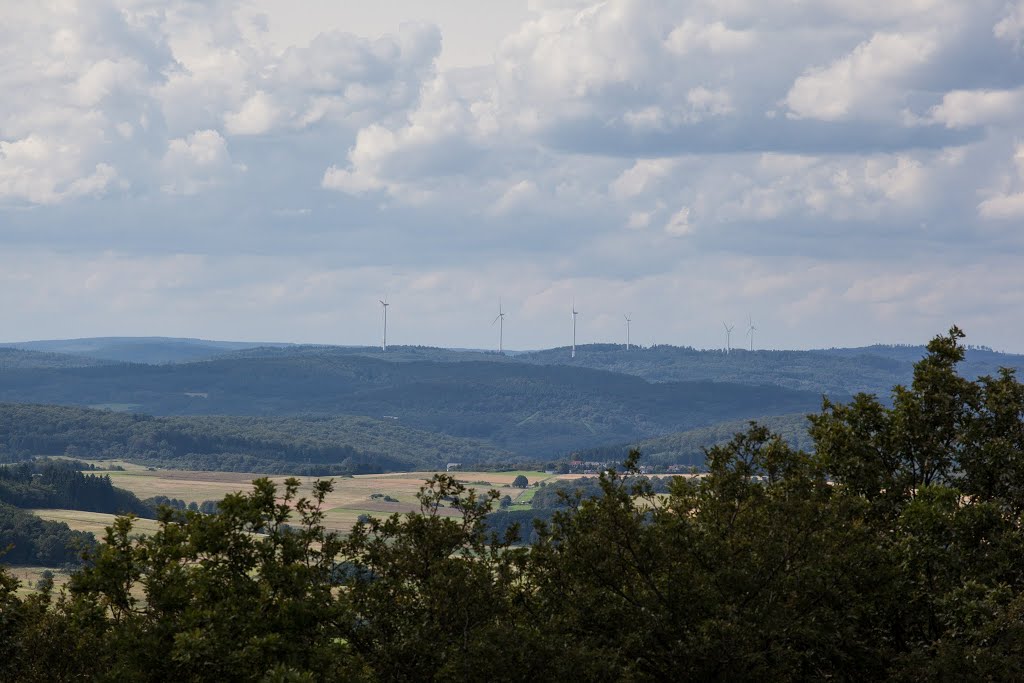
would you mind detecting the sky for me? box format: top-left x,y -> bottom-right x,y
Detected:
2,0 -> 1024,352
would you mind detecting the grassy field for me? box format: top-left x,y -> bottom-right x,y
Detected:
6,468 -> 602,597
7,565 -> 74,599
45,467 -> 573,535
31,509 -> 164,537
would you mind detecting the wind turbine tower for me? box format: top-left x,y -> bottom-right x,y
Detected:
625,314 -> 632,350
746,315 -> 757,352
379,298 -> 390,351
493,299 -> 506,354
571,301 -> 579,359
723,322 -> 734,354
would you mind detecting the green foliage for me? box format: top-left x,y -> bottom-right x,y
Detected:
3,328 -> 1024,680
0,459 -> 152,517
64,478 -> 357,681
572,411 -> 814,467
0,404 -> 514,473
511,474 -> 528,488
337,475 -> 556,680
0,503 -> 95,566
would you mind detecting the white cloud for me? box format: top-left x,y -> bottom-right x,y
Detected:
224,91 -> 281,136
609,159 -> 676,200
927,88 -> 1024,128
785,32 -> 937,121
994,1 -> 1024,45
665,20 -> 755,55
491,179 -> 540,214
2,0 -> 1024,350
0,135 -> 118,204
664,207 -> 694,236
978,144 -> 1024,218
978,192 -> 1024,219
160,129 -> 242,195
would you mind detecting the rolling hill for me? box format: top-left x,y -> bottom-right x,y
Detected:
571,413 -> 815,467
519,343 -> 1024,396
0,403 -> 516,473
0,337 -> 293,365
0,348 -> 115,370
0,349 -> 826,457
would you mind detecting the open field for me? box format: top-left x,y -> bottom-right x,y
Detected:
63,467 -> 575,534
31,509 -> 164,537
6,565 -> 74,599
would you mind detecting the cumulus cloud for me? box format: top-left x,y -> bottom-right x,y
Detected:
160,130 -> 243,195
664,207 -> 694,236
0,136 -> 118,204
4,0 -> 1024,350
927,88 -> 1024,128
978,144 -> 1024,219
665,19 -> 756,55
994,1 -> 1024,46
609,159 -> 676,200
224,91 -> 282,135
0,2 -> 442,208
784,32 -> 938,121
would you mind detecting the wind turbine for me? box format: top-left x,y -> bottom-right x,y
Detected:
723,322 -> 734,354
571,300 -> 579,359
492,299 -> 506,354
624,314 -> 632,350
746,314 -> 756,352
379,298 -> 390,352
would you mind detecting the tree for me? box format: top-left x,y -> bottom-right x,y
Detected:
64,477 -> 361,681
511,475 -> 528,488
337,474 -> 559,680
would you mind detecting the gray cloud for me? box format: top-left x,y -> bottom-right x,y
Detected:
3,0 -> 1024,351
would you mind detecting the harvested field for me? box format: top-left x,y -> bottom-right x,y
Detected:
30,509 -> 164,537
70,467 -> 581,534
6,566 -> 74,599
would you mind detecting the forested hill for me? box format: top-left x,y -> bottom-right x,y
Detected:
0,404 -> 515,473
0,353 -> 826,456
519,343 -> 1024,396
571,413 -> 814,467
0,337 -> 292,365
0,348 -> 114,370
218,344 -> 508,365
7,336 -> 1024,397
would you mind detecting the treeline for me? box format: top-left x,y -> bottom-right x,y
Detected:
143,496 -> 219,515
527,474 -> 675,510
0,504 -> 94,566
0,460 -> 152,518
